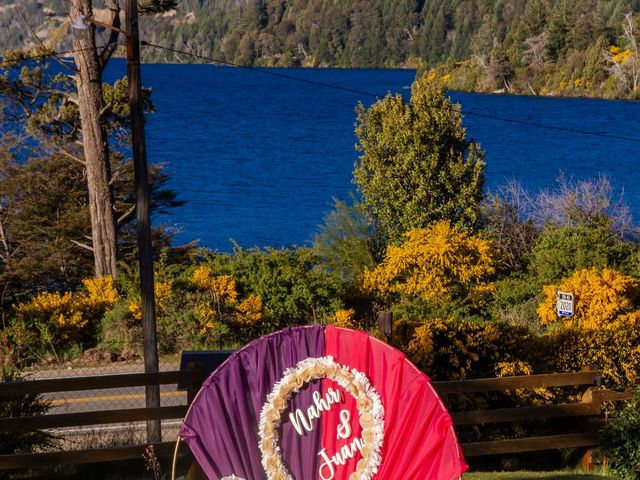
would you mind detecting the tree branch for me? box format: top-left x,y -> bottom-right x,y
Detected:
16,6 -> 78,74
117,204 -> 136,225
70,239 -> 94,252
57,147 -> 86,166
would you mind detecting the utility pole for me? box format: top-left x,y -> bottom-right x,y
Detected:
125,0 -> 161,443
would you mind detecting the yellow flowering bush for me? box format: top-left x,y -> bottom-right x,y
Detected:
209,275 -> 238,303
196,302 -> 218,334
495,360 -> 554,406
364,221 -> 495,306
544,314 -> 640,388
189,266 -> 238,303
128,281 -> 173,321
329,308 -> 358,329
81,276 -> 119,307
537,268 -> 638,328
235,294 -> 263,326
16,291 -> 86,330
405,319 -> 534,381
14,276 -> 120,348
399,316 -> 640,392
611,48 -> 633,64
189,265 -> 214,290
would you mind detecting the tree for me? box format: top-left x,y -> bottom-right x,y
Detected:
471,13 -> 498,67
2,0 -> 178,280
547,3 -> 570,61
70,0 -> 122,278
605,13 -> 640,96
313,198 -> 384,284
522,31 -> 549,68
353,73 -> 485,243
0,143 -> 181,316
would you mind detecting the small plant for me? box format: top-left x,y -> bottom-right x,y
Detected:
143,444 -> 164,480
601,389 -> 640,479
0,368 -> 57,454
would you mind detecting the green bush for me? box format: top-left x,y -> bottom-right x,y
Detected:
491,274 -> 541,328
530,225 -> 634,284
201,246 -> 346,325
601,389 -> 640,480
0,368 -> 56,454
98,247 -> 348,357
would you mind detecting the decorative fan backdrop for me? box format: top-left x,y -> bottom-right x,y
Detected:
179,325 -> 467,480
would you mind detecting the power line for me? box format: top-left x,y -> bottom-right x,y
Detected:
141,41 -> 640,145
141,41 -> 382,98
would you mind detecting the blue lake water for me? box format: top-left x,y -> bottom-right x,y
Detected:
105,63 -> 640,251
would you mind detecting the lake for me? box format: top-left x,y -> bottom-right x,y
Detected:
105,63 -> 640,251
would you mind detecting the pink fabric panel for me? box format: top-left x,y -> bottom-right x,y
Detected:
323,325 -> 468,480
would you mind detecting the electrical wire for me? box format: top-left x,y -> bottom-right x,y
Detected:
141,41 -> 640,145
141,41 -> 383,98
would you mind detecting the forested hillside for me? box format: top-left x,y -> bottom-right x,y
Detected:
2,0 -> 640,97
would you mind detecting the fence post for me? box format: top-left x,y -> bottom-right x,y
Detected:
185,362 -> 204,406
580,366 -> 605,474
377,310 -> 393,339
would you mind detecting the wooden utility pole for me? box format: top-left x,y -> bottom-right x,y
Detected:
125,0 -> 161,443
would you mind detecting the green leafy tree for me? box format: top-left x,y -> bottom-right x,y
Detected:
0,144 -> 181,317
353,73 -> 485,243
313,198 -> 384,284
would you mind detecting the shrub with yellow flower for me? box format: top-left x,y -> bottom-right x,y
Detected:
196,302 -> 218,334
128,281 -> 173,321
611,48 -> 633,64
235,294 -> 263,326
209,275 -> 238,304
80,276 -> 120,315
328,308 -> 359,330
364,221 -> 495,306
189,265 -> 214,291
189,266 -> 237,304
537,268 -> 638,329
495,360 -> 554,406
14,276 -> 120,347
16,291 -> 86,331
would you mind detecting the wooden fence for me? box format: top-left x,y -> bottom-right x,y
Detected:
0,365 -> 632,470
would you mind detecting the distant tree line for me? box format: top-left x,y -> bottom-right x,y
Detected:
1,1 -> 639,97
135,0 -> 638,68
135,0 -> 640,97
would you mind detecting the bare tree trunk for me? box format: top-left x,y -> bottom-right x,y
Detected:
70,0 -> 118,278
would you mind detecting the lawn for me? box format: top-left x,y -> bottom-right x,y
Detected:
464,472 -> 617,479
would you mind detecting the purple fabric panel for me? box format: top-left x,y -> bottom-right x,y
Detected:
180,325 -> 325,480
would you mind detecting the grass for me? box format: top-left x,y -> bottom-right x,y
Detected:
464,472 -> 618,479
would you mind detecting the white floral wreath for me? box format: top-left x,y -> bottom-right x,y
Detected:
258,356 -> 384,480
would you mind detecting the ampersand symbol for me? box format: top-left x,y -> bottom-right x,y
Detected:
336,409 -> 352,440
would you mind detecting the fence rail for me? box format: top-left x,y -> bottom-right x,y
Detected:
433,366 -> 632,457
0,365 -> 632,470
